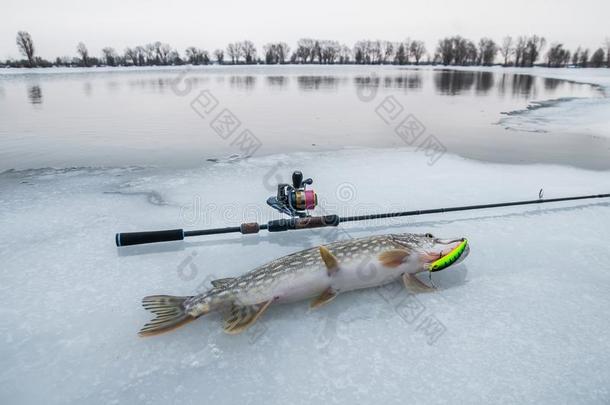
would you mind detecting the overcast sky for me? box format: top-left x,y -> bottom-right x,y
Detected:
1,0 -> 608,60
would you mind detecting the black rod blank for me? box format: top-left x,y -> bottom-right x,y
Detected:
339,193 -> 610,223
115,192 -> 610,247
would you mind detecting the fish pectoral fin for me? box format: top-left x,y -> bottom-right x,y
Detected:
223,299 -> 274,335
310,287 -> 338,309
378,249 -> 410,267
402,273 -> 435,293
319,246 -> 339,276
211,277 -> 236,288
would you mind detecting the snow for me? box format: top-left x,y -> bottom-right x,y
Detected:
1,147 -> 610,404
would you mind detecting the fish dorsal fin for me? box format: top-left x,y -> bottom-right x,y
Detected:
319,246 -> 339,276
223,299 -> 273,334
310,287 -> 338,309
378,249 -> 410,268
211,277 -> 236,288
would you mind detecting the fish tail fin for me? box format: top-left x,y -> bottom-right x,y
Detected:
139,295 -> 195,337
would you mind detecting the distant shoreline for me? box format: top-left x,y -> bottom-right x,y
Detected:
1,62 -> 607,71
10,32 -> 610,70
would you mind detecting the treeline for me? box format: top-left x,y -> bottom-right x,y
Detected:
6,31 -> 610,69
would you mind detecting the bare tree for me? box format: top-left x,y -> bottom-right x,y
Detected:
142,43 -> 154,64
437,38 -> 454,65
546,43 -> 570,67
77,42 -> 90,67
514,36 -> 526,67
339,45 -> 351,64
605,38 -> 610,68
214,49 -> 224,64
372,40 -> 383,64
226,43 -> 241,64
168,50 -> 182,65
435,36 -> 478,65
149,42 -> 172,65
295,38 -> 315,63
16,31 -> 35,67
382,41 -> 394,64
101,47 -> 118,66
185,47 -> 209,65
264,43 -> 277,64
353,40 -> 368,64
320,40 -> 341,63
579,48 -> 589,67
135,46 -> 147,66
455,36 -> 471,65
160,43 -> 173,65
395,43 -> 406,65
500,36 -> 513,66
313,40 -> 322,63
263,42 -> 290,64
524,35 -> 546,67
276,42 -> 290,63
240,41 -> 257,64
572,47 -> 581,66
465,40 -> 478,65
124,47 -> 137,66
478,38 -> 497,66
403,38 -> 411,64
409,40 -> 426,65
590,48 -> 605,68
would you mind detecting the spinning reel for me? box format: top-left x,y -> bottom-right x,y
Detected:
267,171 -> 318,217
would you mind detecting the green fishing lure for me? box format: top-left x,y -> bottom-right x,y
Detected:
429,239 -> 469,272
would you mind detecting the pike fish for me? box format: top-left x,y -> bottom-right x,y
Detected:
139,233 -> 469,336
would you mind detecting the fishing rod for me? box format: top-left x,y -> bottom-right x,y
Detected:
115,170 -> 610,247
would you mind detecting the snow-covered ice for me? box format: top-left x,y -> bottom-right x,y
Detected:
444,66 -> 610,140
1,147 -> 610,404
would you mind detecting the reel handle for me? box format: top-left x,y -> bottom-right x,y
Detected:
292,171 -> 303,188
115,229 -> 184,246
291,171 -> 313,189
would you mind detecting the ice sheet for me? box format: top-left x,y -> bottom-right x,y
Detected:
1,148 -> 610,404
443,66 -> 610,139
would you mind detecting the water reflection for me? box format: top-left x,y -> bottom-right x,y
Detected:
543,78 -> 562,91
433,70 -> 538,98
474,72 -> 494,94
383,73 -> 423,90
27,85 -> 43,104
297,76 -> 340,91
229,75 -> 256,90
266,76 -> 289,89
127,77 -> 209,92
11,69 -> 589,110
497,74 -> 510,96
353,75 -> 380,93
434,70 -> 475,95
511,74 -> 535,98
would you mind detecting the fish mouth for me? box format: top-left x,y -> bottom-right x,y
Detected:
421,238 -> 469,271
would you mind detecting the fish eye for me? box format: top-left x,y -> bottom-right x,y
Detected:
424,233 -> 434,238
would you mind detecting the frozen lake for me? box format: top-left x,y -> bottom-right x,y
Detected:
1,65 -> 609,170
1,66 -> 610,405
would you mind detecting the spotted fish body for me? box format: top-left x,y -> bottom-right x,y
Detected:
138,233 -> 468,336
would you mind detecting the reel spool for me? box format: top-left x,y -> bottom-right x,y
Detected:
267,171 -> 318,217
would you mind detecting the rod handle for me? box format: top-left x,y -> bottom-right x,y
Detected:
115,229 -> 184,247
267,215 -> 340,232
